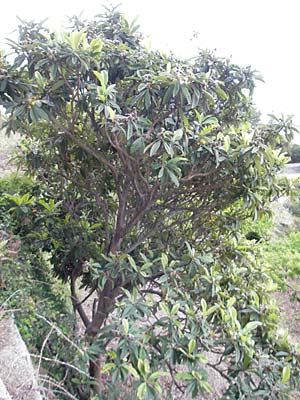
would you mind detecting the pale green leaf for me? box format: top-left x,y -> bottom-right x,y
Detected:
188,338 -> 196,354
122,364 -> 139,379
137,382 -> 147,399
281,365 -> 290,384
122,319 -> 129,335
101,363 -> 115,373
161,253 -> 168,270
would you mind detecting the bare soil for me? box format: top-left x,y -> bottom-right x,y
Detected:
274,279 -> 300,345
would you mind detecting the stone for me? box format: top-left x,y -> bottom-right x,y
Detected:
0,313 -> 42,400
0,377 -> 12,400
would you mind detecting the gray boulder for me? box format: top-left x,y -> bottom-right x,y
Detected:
0,314 -> 42,400
0,377 -> 12,400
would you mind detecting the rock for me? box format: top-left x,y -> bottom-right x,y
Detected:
0,313 -> 42,400
0,377 -> 12,400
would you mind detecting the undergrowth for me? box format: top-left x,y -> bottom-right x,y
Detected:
0,173 -> 86,398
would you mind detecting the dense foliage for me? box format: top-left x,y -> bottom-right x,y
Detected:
0,7 -> 299,399
0,175 -> 83,398
288,143 -> 300,163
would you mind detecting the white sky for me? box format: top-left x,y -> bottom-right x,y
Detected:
0,0 -> 299,126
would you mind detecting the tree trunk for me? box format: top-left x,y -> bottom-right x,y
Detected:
85,281 -> 116,396
89,355 -> 103,397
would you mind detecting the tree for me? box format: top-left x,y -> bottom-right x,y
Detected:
0,7 -> 299,399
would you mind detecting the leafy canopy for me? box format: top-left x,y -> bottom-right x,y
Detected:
0,7 -> 299,399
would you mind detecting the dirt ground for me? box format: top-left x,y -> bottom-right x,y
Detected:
271,185 -> 300,345
274,279 -> 300,344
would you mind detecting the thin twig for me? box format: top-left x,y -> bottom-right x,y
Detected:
35,314 -> 84,355
37,325 -> 54,375
32,354 -> 90,378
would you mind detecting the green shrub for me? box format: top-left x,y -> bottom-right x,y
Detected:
1,8 -> 299,399
0,239 -> 83,396
0,173 -> 36,196
289,143 -> 300,163
0,174 -> 84,397
287,187 -> 300,217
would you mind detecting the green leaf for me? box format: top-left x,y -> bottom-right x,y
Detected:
130,137 -> 145,154
137,382 -> 147,399
164,142 -> 174,157
145,90 -> 151,109
203,90 -> 214,104
202,115 -> 218,125
173,129 -> 183,141
171,303 -> 180,316
242,321 -> 262,334
122,364 -> 139,379
127,255 -> 138,271
149,371 -> 169,381
215,84 -> 228,101
105,106 -> 116,121
206,305 -> 218,316
281,365 -> 290,383
90,37 -> 103,53
34,71 -> 45,90
93,70 -> 108,89
191,88 -> 200,108
160,302 -> 170,315
50,79 -> 65,91
188,338 -> 196,354
181,85 -> 192,104
201,298 -> 207,316
199,380 -> 212,393
223,135 -> 231,152
70,29 -> 86,50
196,353 -> 208,363
161,253 -> 168,270
122,319 -> 129,335
228,297 -> 236,307
173,81 -> 180,97
101,363 -> 115,373
138,358 -> 150,376
32,106 -> 49,121
162,85 -> 174,105
166,168 -> 179,186
176,372 -> 193,380
150,140 -> 161,156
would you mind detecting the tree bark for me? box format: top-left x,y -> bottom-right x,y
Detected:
85,281 -> 116,396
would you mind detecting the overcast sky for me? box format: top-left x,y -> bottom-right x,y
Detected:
1,0 -> 299,126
